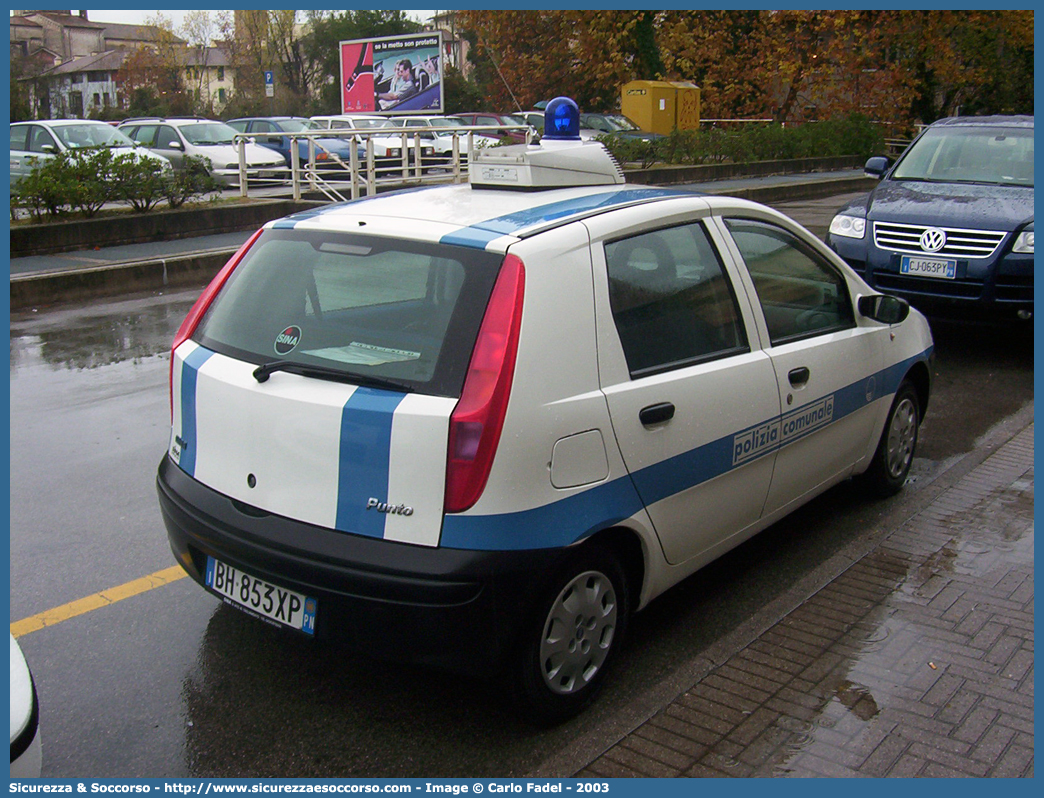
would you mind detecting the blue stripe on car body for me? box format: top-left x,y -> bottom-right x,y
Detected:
439,187 -> 693,249
441,348 -> 933,551
335,387 -> 408,538
177,346 -> 214,478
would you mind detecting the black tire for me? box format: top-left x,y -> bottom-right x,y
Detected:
509,544 -> 631,726
864,380 -> 920,497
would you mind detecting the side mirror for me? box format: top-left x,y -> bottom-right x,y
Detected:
162,140 -> 184,150
859,294 -> 910,324
40,144 -> 59,154
864,156 -> 891,179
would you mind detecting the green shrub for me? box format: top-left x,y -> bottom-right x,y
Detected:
12,155 -> 71,219
600,114 -> 885,168
12,150 -> 220,219
115,154 -> 173,212
163,155 -> 221,208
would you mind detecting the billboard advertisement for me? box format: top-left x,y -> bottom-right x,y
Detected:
340,31 -> 444,115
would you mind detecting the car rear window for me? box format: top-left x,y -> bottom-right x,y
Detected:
193,229 -> 503,397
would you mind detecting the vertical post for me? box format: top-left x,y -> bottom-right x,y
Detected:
238,136 -> 248,199
290,135 -> 301,201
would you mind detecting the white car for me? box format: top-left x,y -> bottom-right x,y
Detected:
157,99 -> 933,724
10,119 -> 170,186
117,118 -> 286,187
10,634 -> 42,777
308,114 -> 434,167
387,115 -> 501,164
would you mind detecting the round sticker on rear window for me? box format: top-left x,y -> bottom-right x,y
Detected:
274,325 -> 302,355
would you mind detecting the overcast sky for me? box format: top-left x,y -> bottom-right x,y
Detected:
82,9 -> 435,28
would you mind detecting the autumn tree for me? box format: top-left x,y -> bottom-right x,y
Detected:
181,10 -> 218,114
882,10 -> 1034,122
143,13 -> 189,111
459,10 -> 1031,127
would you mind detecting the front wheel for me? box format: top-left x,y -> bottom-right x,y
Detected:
509,544 -> 630,725
864,380 -> 920,497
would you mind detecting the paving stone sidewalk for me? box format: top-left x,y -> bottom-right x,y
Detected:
579,424 -> 1034,778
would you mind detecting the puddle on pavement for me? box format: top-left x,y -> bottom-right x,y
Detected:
756,472 -> 1033,776
10,289 -> 199,374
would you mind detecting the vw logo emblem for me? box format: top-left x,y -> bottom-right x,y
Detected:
919,227 -> 947,252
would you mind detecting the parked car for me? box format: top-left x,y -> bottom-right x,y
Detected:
308,114 -> 434,169
386,115 -> 501,165
827,115 -> 1033,322
579,112 -> 665,144
117,117 -> 286,187
158,99 -> 933,724
10,634 -> 41,778
454,112 -> 533,144
10,119 -> 170,187
225,116 -> 365,170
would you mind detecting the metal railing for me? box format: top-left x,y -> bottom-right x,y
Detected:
232,123 -> 535,202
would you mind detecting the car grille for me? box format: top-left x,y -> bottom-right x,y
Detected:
873,222 -> 1006,259
873,273 -> 982,299
995,274 -> 1033,303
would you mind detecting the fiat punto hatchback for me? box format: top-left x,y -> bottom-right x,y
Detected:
158,99 -> 934,723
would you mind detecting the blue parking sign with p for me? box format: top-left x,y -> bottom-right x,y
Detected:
264,70 -> 274,85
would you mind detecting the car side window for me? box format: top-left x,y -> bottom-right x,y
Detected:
157,126 -> 180,148
606,222 -> 749,378
127,125 -> 157,147
11,125 -> 29,151
29,126 -> 56,153
724,217 -> 854,345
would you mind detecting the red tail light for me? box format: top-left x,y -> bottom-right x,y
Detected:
169,229 -> 263,418
444,254 -> 526,513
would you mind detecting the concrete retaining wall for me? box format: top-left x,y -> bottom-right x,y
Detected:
10,199 -> 326,258
624,155 -> 865,185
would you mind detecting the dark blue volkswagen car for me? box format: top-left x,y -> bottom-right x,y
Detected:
827,116 -> 1033,322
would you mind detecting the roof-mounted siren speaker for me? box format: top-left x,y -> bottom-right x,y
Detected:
469,97 -> 625,189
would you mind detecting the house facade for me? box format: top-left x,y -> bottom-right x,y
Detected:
11,10 -> 234,119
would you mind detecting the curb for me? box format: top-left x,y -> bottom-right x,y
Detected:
700,175 -> 876,202
9,248 -> 237,310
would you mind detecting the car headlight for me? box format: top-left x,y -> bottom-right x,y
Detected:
829,214 -> 867,240
1013,230 -> 1034,254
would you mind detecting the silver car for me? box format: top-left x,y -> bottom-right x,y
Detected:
117,117 -> 286,187
10,119 -> 170,188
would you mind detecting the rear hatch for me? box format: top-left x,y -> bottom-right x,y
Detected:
169,227 -> 503,547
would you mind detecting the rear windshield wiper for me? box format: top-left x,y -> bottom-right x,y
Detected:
253,360 -> 414,393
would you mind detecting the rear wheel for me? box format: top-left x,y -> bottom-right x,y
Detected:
865,380 -> 920,497
510,544 -> 630,725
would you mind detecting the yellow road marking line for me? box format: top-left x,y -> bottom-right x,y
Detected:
11,566 -> 188,638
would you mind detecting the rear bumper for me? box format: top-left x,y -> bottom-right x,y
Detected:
157,456 -> 568,673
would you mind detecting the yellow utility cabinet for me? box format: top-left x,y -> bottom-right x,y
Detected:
621,80 -> 700,135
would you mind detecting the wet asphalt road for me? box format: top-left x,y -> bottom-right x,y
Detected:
7,192 -> 1033,778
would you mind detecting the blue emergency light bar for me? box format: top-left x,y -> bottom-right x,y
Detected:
542,97 -> 581,140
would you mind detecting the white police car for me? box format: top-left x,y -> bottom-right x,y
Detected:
157,98 -> 934,723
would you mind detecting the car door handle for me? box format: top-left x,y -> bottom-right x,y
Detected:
639,402 -> 675,427
789,367 -> 811,388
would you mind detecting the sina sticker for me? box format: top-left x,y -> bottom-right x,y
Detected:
274,325 -> 302,355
